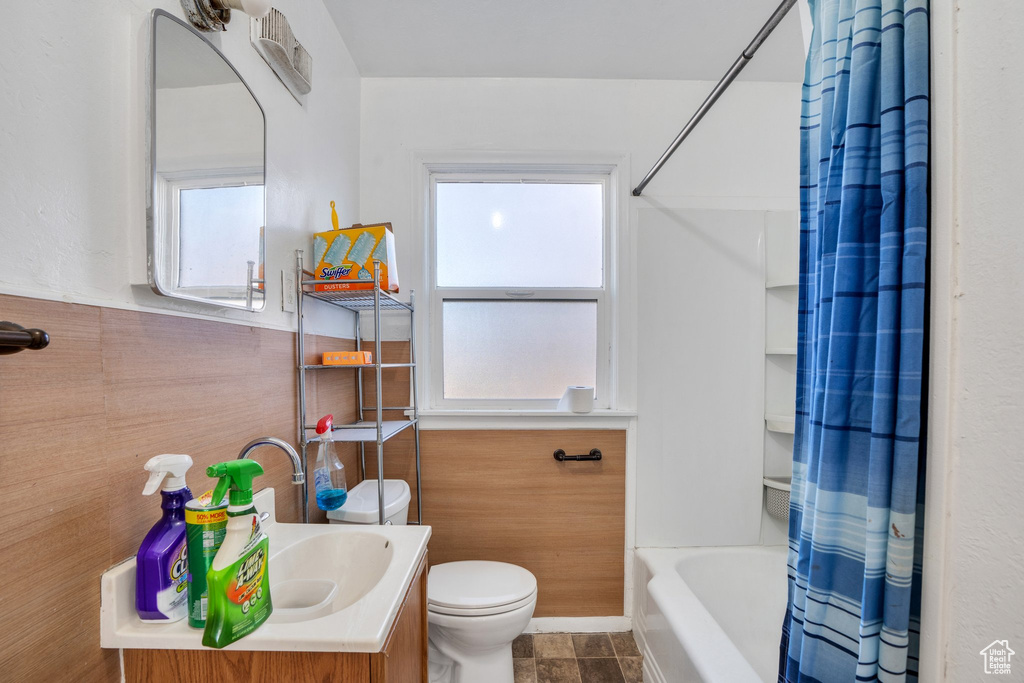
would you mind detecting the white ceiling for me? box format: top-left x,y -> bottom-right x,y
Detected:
322,0 -> 805,82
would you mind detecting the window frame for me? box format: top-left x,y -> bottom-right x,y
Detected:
426,165 -> 616,411
155,167 -> 264,302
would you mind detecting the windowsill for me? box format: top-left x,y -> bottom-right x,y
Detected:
411,409 -> 637,430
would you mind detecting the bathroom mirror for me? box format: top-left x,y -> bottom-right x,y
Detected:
148,10 -> 266,310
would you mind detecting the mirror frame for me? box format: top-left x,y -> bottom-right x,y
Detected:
147,9 -> 268,311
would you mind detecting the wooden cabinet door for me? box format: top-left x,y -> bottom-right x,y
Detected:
124,649 -> 371,682
371,552 -> 428,683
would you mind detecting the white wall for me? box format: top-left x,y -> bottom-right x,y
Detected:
0,0 -> 360,333
924,0 -> 1024,679
636,207 -> 767,547
359,77 -> 800,547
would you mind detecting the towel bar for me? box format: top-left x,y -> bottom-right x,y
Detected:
553,448 -> 602,462
0,321 -> 49,355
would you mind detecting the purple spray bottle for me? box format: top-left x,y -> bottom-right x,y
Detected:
135,454 -> 193,622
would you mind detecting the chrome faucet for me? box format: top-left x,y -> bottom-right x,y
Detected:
237,436 -> 307,523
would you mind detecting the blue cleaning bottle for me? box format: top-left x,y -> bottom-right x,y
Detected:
314,414 -> 347,510
135,454 -> 194,621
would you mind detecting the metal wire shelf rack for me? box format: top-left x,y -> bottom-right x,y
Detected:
294,250 -> 421,526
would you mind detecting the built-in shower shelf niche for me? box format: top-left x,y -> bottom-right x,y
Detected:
765,353 -> 797,435
765,414 -> 796,434
765,212 -> 799,285
766,286 -> 798,351
762,211 -> 798,534
766,280 -> 799,290
764,428 -> 793,475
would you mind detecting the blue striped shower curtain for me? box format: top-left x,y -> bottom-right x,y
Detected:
779,0 -> 929,682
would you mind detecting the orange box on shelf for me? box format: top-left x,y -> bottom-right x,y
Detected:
322,351 -> 373,366
312,222 -> 400,293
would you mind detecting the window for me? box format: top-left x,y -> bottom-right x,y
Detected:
428,166 -> 615,409
155,168 -> 264,306
178,184 -> 263,287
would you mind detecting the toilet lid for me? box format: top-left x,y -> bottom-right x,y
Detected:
428,561 -> 537,611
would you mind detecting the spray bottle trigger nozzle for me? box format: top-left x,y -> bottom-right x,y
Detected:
142,470 -> 167,496
207,460 -> 264,507
142,454 -> 194,495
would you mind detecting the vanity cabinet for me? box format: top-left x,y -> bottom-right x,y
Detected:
371,550 -> 429,683
123,552 -> 428,683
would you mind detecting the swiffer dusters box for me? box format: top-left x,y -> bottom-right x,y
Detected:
312,223 -> 400,292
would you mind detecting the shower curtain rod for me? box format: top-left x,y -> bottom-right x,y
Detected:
632,0 -> 799,197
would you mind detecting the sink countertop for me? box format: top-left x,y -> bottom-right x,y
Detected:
100,488 -> 431,653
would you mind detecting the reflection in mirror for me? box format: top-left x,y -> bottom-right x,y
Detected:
149,11 -> 266,310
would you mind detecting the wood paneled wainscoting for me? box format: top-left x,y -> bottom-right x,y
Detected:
0,294 -> 359,682
366,428 -> 627,618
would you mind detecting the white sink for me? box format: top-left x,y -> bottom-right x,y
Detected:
269,531 -> 394,623
100,488 -> 430,652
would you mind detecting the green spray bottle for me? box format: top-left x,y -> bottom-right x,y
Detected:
201,460 -> 273,649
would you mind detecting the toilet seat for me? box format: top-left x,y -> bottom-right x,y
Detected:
428,561 -> 537,615
428,588 -> 537,617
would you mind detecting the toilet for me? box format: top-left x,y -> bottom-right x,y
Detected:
426,561 -> 538,683
325,479 -> 411,525
325,480 -> 536,682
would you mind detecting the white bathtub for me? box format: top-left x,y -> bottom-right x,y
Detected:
633,546 -> 788,683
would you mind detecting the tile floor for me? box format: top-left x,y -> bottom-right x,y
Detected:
512,632 -> 643,683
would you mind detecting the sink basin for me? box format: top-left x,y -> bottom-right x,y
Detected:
270,531 -> 394,623
100,488 -> 430,652
271,579 -> 338,623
